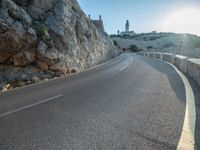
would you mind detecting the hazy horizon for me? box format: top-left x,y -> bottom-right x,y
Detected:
78,0 -> 200,36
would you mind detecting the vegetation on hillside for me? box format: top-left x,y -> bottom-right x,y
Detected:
33,23 -> 49,40
147,46 -> 153,49
129,45 -> 142,52
113,40 -> 118,47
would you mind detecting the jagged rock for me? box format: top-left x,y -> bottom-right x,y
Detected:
0,0 -> 119,89
28,0 -> 55,19
44,39 -> 54,49
36,61 -> 48,70
27,27 -> 37,45
0,24 -> 37,64
49,62 -> 66,72
48,49 -> 58,59
71,68 -> 77,73
2,0 -> 32,25
0,0 -> 38,66
13,81 -> 26,88
0,28 -> 24,51
1,0 -> 118,71
31,76 -> 40,83
54,70 -> 66,77
0,21 -> 9,33
11,21 -> 26,34
37,41 -> 48,54
0,51 -> 16,63
2,83 -> 12,92
13,0 -> 31,7
12,51 -> 36,66
37,48 -> 58,66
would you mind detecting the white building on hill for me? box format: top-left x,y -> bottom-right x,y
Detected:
120,20 -> 136,36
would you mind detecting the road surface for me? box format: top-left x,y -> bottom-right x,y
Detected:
0,53 -> 199,150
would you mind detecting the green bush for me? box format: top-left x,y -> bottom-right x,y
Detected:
147,46 -> 153,49
129,44 -> 141,52
164,42 -> 173,48
33,23 -> 49,39
113,40 -> 118,46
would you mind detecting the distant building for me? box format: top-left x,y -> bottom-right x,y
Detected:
117,30 -> 120,35
89,15 -> 105,33
125,20 -> 129,32
88,15 -> 109,37
120,20 -> 136,36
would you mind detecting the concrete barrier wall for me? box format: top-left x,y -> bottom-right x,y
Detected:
187,59 -> 200,85
162,53 -> 176,64
139,52 -> 200,86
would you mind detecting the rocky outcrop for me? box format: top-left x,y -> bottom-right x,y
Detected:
0,0 -> 119,90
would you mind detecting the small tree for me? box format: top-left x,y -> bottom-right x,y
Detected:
113,40 -> 118,47
129,44 -> 141,52
33,23 -> 49,40
147,46 -> 153,49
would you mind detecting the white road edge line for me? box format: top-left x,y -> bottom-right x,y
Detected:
0,94 -> 63,118
165,62 -> 196,150
120,65 -> 128,71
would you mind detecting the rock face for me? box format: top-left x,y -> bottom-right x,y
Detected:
0,0 -> 119,88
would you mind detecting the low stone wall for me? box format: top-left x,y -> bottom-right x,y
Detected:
138,52 -> 200,86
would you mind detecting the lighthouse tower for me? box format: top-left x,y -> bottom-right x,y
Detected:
125,20 -> 129,32
120,20 -> 135,36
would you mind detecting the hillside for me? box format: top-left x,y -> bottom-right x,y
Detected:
112,32 -> 200,58
0,0 -> 119,91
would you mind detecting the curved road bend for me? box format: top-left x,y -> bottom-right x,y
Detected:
0,53 -> 198,150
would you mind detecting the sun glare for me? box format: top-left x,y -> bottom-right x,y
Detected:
160,7 -> 200,35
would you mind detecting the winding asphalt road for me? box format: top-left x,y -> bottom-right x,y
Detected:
0,53 -> 199,150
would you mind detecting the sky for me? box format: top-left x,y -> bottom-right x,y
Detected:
78,0 -> 200,36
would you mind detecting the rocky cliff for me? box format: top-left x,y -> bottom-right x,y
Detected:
0,0 -> 119,90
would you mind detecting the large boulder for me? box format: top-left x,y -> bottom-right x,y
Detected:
36,46 -> 59,66
12,50 -> 36,66
0,51 -> 16,63
0,22 -> 24,51
36,61 -> 49,70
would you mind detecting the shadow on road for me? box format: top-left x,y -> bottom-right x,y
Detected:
139,55 -> 200,150
139,56 -> 186,102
